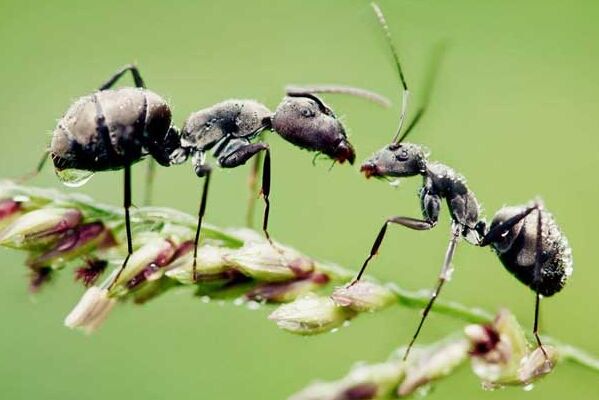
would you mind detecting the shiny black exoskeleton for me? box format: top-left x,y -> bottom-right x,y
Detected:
48,65 -> 181,288
352,3 -> 573,362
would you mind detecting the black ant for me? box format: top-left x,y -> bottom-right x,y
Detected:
351,3 -> 573,362
175,86 -> 390,280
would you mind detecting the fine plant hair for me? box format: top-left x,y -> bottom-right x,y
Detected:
0,181 -> 597,398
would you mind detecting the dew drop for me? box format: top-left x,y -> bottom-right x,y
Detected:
200,295 -> 211,303
233,297 -> 244,306
523,384 -> 534,392
12,195 -> 30,202
330,328 -> 339,334
55,169 -> 94,187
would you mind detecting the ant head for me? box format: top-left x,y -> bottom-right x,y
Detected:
360,142 -> 427,178
146,126 -> 184,167
272,94 -> 355,165
180,100 -> 272,150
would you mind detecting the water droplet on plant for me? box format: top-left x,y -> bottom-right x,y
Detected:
233,297 -> 244,306
246,301 -> 260,310
523,384 -> 534,392
55,169 -> 94,187
200,295 -> 211,303
330,328 -> 339,333
415,385 -> 431,398
12,195 -> 30,202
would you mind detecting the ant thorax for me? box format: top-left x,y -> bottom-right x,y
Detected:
181,100 -> 272,152
426,162 -> 467,195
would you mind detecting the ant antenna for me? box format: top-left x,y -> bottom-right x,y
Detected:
371,2 -> 410,143
285,84 -> 391,108
399,42 -> 446,140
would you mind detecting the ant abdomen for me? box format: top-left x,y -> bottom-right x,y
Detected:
487,205 -> 573,297
51,87 -> 172,172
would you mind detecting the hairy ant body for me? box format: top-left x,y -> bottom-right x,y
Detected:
177,87 -> 389,280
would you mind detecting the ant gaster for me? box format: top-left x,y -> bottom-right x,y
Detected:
175,86 -> 390,281
352,3 -> 573,362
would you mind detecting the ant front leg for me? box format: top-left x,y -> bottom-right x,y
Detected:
99,64 -> 146,90
352,186 -> 441,284
352,215 -> 437,284
218,140 -> 273,244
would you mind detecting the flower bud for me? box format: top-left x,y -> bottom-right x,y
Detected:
0,208 -> 81,249
0,199 -> 22,229
398,339 -> 470,396
518,346 -> 558,384
164,243 -> 231,284
331,281 -> 395,312
290,359 -> 405,400
226,242 -> 314,281
465,309 -> 533,387
246,272 -> 330,303
64,286 -> 116,333
268,293 -> 355,335
111,238 -> 176,290
28,222 -> 115,269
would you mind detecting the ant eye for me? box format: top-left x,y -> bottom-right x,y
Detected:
301,108 -> 315,118
396,149 -> 409,161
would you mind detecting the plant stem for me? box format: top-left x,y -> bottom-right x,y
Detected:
1,181 -> 598,374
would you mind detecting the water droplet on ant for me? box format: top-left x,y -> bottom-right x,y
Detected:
55,169 -> 94,187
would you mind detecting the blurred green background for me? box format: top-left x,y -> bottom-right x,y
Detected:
1,0 -> 598,398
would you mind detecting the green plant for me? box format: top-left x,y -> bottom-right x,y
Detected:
1,181 -> 597,398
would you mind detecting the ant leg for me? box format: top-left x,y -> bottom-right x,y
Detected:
479,203 -> 541,247
352,216 -> 437,284
261,147 -> 273,245
16,150 -> 49,183
533,291 -> 549,360
218,141 -> 272,243
99,64 -> 146,90
144,158 -> 156,206
192,167 -> 212,282
109,164 -> 134,289
403,223 -> 461,360
532,206 -> 550,362
245,141 -> 263,228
